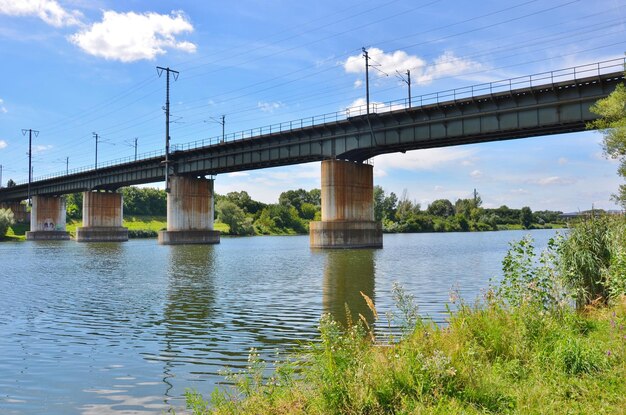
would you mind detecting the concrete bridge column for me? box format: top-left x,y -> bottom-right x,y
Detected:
158,176 -> 220,245
310,159 -> 383,248
25,196 -> 70,240
0,201 -> 30,223
76,191 -> 128,242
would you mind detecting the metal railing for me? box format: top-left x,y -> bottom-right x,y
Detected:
16,57 -> 626,186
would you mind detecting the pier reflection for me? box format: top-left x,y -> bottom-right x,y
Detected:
161,245 -> 218,401
322,249 -> 376,327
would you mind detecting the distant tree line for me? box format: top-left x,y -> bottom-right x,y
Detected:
62,186 -> 561,235
374,186 -> 562,233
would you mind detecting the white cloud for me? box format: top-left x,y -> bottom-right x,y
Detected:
0,98 -> 6,113
558,157 -> 568,165
0,140 -> 7,149
33,144 -> 53,153
344,48 -> 483,86
345,48 -> 425,78
531,176 -> 576,186
227,172 -> 249,177
470,169 -> 483,178
257,101 -> 284,113
70,10 -> 196,62
353,79 -> 363,88
345,97 -> 405,116
0,0 -> 83,27
374,147 -> 476,172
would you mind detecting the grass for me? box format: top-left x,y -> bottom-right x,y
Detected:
187,295 -> 626,415
4,217 -> 229,240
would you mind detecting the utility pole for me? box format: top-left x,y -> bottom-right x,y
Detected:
406,69 -> 411,107
133,137 -> 138,160
156,66 -> 179,192
0,164 -> 2,188
396,69 -> 412,108
220,115 -> 225,143
93,132 -> 99,170
66,157 -> 69,175
362,47 -> 370,115
22,128 -> 39,206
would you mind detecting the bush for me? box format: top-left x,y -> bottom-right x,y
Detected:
0,208 -> 15,237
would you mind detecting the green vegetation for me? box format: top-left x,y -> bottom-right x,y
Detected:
589,77 -> 626,208
0,208 -> 15,239
374,186 -> 562,233
182,215 -> 626,414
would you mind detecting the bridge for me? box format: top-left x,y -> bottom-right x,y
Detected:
1,59 -> 623,247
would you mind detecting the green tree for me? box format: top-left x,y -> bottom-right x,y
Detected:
6,179 -> 15,187
427,199 -> 455,217
65,193 -> 83,219
0,208 -> 15,236
520,206 -> 533,229
224,191 -> 265,214
588,79 -> 626,207
216,199 -> 254,235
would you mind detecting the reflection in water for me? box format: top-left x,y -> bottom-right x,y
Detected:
322,249 -> 376,327
161,245 -> 217,404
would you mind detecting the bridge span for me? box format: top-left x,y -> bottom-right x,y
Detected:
1,59 -> 623,247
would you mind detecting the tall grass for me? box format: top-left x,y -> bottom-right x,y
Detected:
181,216 -> 626,414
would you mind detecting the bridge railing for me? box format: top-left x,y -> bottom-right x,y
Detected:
171,57 -> 625,153
16,57 -> 626,186
16,148 -> 166,186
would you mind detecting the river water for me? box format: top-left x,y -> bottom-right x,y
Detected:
0,230 -> 557,414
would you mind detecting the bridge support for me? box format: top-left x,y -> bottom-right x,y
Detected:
25,196 -> 70,240
0,201 -> 30,223
158,176 -> 220,245
310,159 -> 382,249
76,191 -> 128,242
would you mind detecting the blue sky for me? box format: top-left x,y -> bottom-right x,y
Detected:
0,0 -> 624,211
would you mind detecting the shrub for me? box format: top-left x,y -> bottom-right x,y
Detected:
0,208 -> 15,237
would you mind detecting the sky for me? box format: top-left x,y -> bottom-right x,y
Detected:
0,0 -> 625,212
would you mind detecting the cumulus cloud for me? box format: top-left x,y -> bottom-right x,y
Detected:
0,98 -> 6,114
345,97 -> 404,115
257,101 -> 284,113
0,140 -> 7,149
353,79 -> 363,88
0,0 -> 83,27
470,169 -> 483,178
70,10 -> 196,62
374,147 -> 476,171
344,48 -> 482,86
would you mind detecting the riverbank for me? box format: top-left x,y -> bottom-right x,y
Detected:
186,216 -> 626,414
3,217 -> 562,241
191,297 -> 626,415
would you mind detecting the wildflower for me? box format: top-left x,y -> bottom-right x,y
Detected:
607,350 -> 612,357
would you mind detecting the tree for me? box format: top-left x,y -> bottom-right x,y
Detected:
0,208 -> 15,237
216,199 -> 254,235
6,179 -> 15,188
588,80 -> 626,207
224,191 -> 265,214
520,206 -> 533,229
427,199 -> 455,217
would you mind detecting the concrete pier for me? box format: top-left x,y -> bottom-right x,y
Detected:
158,176 -> 220,245
25,196 -> 70,240
76,191 -> 128,242
310,159 -> 382,248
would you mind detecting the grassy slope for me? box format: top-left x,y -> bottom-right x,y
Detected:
5,217 -> 229,240
193,298 -> 626,415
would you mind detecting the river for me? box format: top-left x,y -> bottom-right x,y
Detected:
0,229 -> 558,414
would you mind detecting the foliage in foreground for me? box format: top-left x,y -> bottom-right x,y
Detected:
183,218 -> 626,414
0,208 -> 15,237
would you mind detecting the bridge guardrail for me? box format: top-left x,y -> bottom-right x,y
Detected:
17,57 -> 626,186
